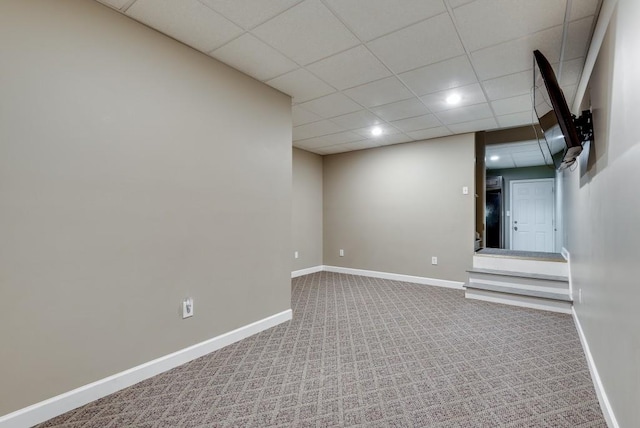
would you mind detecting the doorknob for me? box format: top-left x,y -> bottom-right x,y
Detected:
514,226 -> 518,231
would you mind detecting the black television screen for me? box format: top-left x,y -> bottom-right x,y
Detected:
533,50 -> 583,170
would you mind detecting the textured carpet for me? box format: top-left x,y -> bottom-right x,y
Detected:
38,272 -> 605,427
477,248 -> 566,261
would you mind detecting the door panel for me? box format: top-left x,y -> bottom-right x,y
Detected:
511,180 -> 554,252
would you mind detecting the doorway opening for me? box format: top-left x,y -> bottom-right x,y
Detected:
484,136 -> 564,253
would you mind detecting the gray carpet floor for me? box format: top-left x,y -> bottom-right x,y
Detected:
38,272 -> 605,427
477,248 -> 566,261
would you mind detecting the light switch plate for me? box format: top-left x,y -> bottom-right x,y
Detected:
182,298 -> 193,319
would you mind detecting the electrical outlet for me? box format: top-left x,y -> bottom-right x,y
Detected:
431,256 -> 438,265
294,251 -> 299,259
339,249 -> 345,257
182,298 -> 193,319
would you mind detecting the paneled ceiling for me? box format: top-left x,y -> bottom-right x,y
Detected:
486,138 -> 565,170
97,0 -> 601,155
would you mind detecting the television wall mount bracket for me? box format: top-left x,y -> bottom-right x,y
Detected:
573,110 -> 593,143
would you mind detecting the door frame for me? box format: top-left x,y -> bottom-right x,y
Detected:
509,178 -> 555,252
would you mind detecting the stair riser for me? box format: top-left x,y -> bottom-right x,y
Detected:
465,289 -> 572,314
468,272 -> 569,292
473,255 -> 568,276
467,279 -> 571,301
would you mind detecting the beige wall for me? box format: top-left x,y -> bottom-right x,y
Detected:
323,135 -> 475,282
0,0 -> 291,415
292,148 -> 323,270
565,0 -> 640,425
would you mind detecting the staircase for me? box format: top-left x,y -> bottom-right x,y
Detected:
465,249 -> 572,314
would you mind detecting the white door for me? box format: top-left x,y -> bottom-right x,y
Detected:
510,179 -> 555,252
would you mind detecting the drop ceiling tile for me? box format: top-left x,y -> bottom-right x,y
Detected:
453,0 -> 566,52
548,137 -> 566,154
514,149 -> 547,159
199,0 -> 303,29
435,103 -> 493,125
295,131 -> 365,149
266,68 -> 335,103
489,141 -> 543,154
344,77 -> 413,107
513,153 -> 549,168
515,141 -> 543,151
299,93 -> 362,118
490,94 -> 533,116
496,111 -> 536,128
407,126 -> 453,141
211,34 -> 297,81
312,146 -> 334,155
447,117 -> 498,134
370,98 -> 431,122
487,142 -> 554,170
565,16 -> 594,60
314,145 -> 344,155
97,0 -> 130,9
294,138 -> 327,150
127,0 -> 243,53
252,0 -> 359,65
330,110 -> 383,130
314,131 -> 366,145
315,141 -> 374,155
324,0 -> 446,41
486,155 -> 516,169
343,139 -> 383,151
319,138 -> 387,153
570,0 -> 599,21
555,57 -> 585,87
470,26 -> 563,81
292,105 -> 323,126
374,133 -> 413,146
516,159 -> 548,168
367,13 -> 465,73
561,84 -> 578,106
482,70 -> 532,100
306,45 -> 392,90
420,83 -> 487,112
484,147 -> 499,157
353,123 -> 401,138
448,0 -> 476,8
390,114 -> 441,132
293,120 -> 345,140
399,56 -> 477,96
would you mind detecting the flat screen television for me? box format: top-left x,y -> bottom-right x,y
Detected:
533,50 -> 592,170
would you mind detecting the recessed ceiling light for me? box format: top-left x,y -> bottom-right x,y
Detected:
371,126 -> 383,136
446,93 -> 461,105
490,155 -> 500,161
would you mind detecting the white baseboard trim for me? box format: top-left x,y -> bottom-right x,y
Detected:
291,265 -> 323,278
323,266 -> 464,289
0,309 -> 292,428
572,308 -> 619,428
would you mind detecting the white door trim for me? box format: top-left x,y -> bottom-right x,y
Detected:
509,178 -> 555,252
